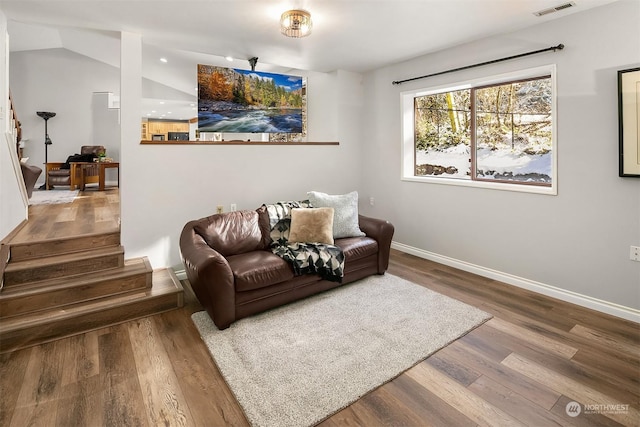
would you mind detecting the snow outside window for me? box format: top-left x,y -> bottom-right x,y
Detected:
401,65 -> 557,195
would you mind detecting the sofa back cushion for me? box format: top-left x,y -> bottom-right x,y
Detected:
194,210 -> 265,256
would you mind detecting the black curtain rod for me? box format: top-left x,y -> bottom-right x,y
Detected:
392,44 -> 564,85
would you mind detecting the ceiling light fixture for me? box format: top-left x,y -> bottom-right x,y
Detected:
280,9 -> 312,38
160,57 -> 168,63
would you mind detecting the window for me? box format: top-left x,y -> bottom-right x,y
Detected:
402,66 -> 557,194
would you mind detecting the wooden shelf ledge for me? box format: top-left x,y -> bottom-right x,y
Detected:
140,140 -> 339,146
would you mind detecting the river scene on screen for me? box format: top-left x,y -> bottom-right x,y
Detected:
197,65 -> 304,134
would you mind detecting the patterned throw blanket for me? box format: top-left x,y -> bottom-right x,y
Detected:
264,201 -> 345,283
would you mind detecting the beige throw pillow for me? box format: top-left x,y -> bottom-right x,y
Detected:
288,208 -> 335,244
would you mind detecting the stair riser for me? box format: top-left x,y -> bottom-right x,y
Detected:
0,272 -> 152,318
0,293 -> 182,353
3,254 -> 124,287
9,232 -> 120,262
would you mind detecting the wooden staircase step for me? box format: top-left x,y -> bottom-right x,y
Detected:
0,257 -> 152,319
0,268 -> 184,353
9,231 -> 120,262
3,245 -> 125,287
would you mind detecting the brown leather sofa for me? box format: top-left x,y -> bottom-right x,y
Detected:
180,207 -> 394,329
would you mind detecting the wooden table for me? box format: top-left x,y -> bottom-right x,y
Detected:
76,161 -> 120,191
97,162 -> 119,191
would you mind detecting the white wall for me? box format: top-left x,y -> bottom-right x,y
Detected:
92,92 -> 120,158
5,1 -> 637,320
9,48 -> 120,185
0,10 -> 27,241
8,36 -> 364,269
120,36 -> 365,270
360,0 -> 640,316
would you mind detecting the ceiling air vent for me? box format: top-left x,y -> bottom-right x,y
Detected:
534,2 -> 576,16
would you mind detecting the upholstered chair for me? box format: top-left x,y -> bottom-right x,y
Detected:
20,163 -> 42,198
45,145 -> 105,190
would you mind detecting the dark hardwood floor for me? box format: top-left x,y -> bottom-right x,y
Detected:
1,190 -> 638,426
8,188 -> 120,243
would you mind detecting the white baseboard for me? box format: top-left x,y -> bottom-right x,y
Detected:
392,242 -> 640,324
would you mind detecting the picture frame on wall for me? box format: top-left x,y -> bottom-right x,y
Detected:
618,67 -> 640,177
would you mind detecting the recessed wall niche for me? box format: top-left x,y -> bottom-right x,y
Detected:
139,46 -> 329,145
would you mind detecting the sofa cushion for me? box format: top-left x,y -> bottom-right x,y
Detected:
307,191 -> 365,239
228,251 -> 295,292
288,207 -> 334,244
48,169 -> 70,177
194,210 -> 265,256
335,236 -> 378,262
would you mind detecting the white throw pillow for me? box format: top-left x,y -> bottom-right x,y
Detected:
307,191 -> 365,239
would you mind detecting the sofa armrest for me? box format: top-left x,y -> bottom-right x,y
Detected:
180,220 -> 236,329
358,215 -> 395,273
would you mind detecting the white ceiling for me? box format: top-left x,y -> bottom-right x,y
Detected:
0,0 -> 619,119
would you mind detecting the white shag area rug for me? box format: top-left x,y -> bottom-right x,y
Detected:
29,189 -> 78,205
191,273 -> 492,427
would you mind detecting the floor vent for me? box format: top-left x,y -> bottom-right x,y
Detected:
534,2 -> 576,16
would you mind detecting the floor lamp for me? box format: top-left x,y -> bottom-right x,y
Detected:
37,111 -> 56,190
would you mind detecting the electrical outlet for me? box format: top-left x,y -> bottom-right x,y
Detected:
369,197 -> 375,206
216,205 -> 223,214
631,245 -> 640,262
230,203 -> 237,212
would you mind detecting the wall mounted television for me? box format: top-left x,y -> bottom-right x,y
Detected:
197,64 -> 305,134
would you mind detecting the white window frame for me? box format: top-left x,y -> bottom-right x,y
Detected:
401,65 -> 557,195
